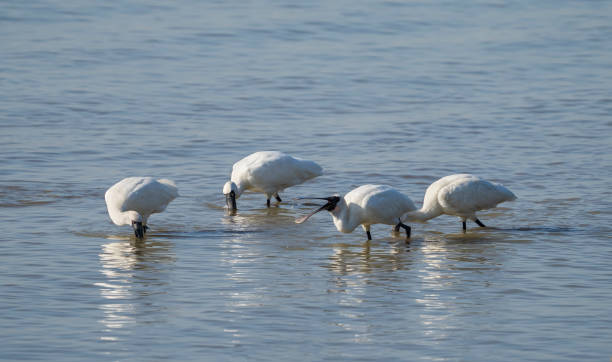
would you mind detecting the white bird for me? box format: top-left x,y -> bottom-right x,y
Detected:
295,184 -> 417,240
223,151 -> 323,210
401,174 -> 516,232
105,177 -> 179,238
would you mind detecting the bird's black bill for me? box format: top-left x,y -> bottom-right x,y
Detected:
132,221 -> 145,239
295,204 -> 329,224
225,190 -> 237,210
295,196 -> 340,224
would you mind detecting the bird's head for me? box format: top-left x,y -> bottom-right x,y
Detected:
130,213 -> 146,239
295,196 -> 341,224
223,181 -> 238,210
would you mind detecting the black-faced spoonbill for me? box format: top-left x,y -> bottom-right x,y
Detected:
105,177 -> 179,238
295,184 -> 417,240
223,151 -> 323,210
401,174 -> 517,232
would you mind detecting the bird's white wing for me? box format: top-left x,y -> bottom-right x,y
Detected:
359,186 -> 416,224
122,178 -> 178,214
420,174 -> 475,210
438,178 -> 515,214
245,154 -> 322,192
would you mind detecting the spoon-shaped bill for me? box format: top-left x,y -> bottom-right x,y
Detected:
295,204 -> 329,224
295,197 -> 340,224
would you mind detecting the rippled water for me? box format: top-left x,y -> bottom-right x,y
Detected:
2,0 -> 612,360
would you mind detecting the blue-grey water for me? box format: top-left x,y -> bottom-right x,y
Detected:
2,0 -> 612,360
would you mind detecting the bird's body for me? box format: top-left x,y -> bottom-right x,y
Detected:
296,184 -> 417,240
105,177 -> 178,238
223,151 -> 323,209
402,174 -> 516,231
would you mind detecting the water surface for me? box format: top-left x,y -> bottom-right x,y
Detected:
1,0 -> 612,360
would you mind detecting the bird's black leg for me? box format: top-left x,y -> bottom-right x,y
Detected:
266,198 -> 271,208
275,194 -> 282,202
395,219 -> 411,238
474,218 -> 486,228
366,231 -> 372,240
462,221 -> 467,232
396,222 -> 411,238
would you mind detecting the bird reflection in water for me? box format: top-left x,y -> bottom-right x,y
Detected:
221,203 -> 298,235
414,239 -> 454,341
415,234 -> 503,342
218,233 -> 265,347
95,237 -> 175,341
325,234 -> 504,344
326,240 -> 411,276
323,240 -> 412,344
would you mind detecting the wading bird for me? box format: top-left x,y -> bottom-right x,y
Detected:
295,184 -> 416,240
401,174 -> 516,231
105,177 -> 178,238
223,151 -> 323,210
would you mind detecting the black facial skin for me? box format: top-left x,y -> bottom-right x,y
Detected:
295,196 -> 341,224
304,196 -> 341,212
320,196 -> 341,211
132,221 -> 145,239
226,190 -> 237,210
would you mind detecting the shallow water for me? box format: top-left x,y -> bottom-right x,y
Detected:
2,0 -> 612,360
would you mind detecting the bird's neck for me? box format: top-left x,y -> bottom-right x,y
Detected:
404,207 -> 441,222
111,210 -> 145,226
331,199 -> 360,233
232,180 -> 247,197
